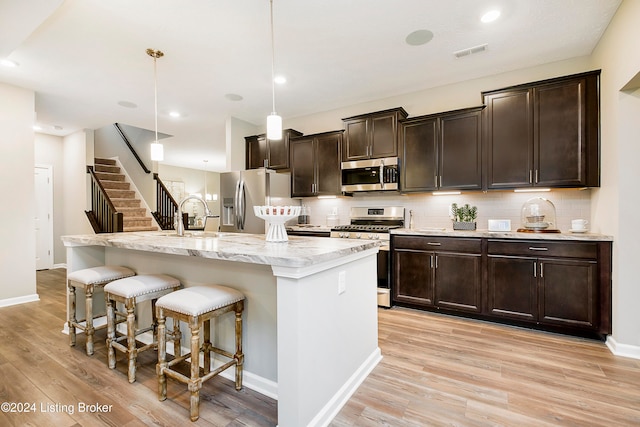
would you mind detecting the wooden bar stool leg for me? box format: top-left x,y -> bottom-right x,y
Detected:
203,319 -> 211,375
68,283 -> 77,347
189,321 -> 202,422
157,310 -> 167,402
235,306 -> 244,390
126,299 -> 137,383
172,318 -> 181,357
85,284 -> 95,355
106,297 -> 116,369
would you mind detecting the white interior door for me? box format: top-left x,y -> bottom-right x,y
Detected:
35,165 -> 53,270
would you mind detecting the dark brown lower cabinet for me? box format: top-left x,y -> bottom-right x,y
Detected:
392,235 -> 611,339
392,236 -> 481,313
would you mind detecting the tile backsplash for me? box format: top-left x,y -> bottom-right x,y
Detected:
298,189 -> 592,233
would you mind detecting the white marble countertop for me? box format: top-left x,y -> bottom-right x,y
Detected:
61,231 -> 381,268
286,224 -> 333,233
392,228 -> 613,241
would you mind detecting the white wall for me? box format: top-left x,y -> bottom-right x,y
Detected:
34,133 -> 66,265
0,83 -> 37,303
589,0 -> 640,353
62,130 -> 94,237
227,116 -> 258,172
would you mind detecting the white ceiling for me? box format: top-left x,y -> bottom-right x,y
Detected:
0,0 -> 621,171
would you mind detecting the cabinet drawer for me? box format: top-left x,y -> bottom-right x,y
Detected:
393,236 -> 481,253
488,240 -> 597,259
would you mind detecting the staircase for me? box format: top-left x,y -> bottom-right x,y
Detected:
93,158 -> 158,232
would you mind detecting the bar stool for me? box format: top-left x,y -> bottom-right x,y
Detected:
104,274 -> 182,383
67,265 -> 136,355
156,285 -> 245,422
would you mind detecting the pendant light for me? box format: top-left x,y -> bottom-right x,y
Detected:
147,48 -> 165,161
266,0 -> 282,140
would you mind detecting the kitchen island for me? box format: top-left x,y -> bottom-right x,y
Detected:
62,231 -> 382,427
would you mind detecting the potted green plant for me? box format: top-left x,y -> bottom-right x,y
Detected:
450,203 -> 478,230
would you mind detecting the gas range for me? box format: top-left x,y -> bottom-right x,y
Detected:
329,207 -> 405,240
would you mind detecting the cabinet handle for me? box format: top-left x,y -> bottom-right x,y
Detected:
430,255 -> 434,268
427,242 -> 441,246
528,247 -> 548,251
540,262 -> 544,278
529,170 -> 533,184
439,175 -> 442,187
435,175 -> 438,188
533,262 -> 537,278
435,255 -> 438,269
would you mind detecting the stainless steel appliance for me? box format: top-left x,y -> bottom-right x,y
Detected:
219,168 -> 293,234
330,206 -> 405,307
341,157 -> 399,192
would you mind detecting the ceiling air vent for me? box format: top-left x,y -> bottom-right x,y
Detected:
453,43 -> 488,59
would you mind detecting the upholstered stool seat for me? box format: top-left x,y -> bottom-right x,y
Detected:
67,265 -> 136,355
156,285 -> 245,422
104,274 -> 182,383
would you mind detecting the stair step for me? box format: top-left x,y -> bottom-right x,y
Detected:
95,164 -> 121,174
112,198 -> 141,208
123,217 -> 154,228
95,171 -> 125,182
95,158 -> 117,166
123,225 -> 159,232
117,207 -> 147,217
101,180 -> 130,190
106,189 -> 136,199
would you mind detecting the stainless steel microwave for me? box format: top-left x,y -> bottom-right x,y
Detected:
341,157 -> 399,192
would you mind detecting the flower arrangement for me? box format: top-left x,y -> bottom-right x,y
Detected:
449,203 -> 478,230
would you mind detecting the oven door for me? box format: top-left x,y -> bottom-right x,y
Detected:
377,243 -> 391,308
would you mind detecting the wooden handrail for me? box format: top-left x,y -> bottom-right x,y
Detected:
152,173 -> 178,230
86,166 -> 123,233
113,122 -> 151,174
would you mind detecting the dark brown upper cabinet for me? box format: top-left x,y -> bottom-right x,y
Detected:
290,130 -> 343,197
483,70 -> 600,189
400,106 -> 484,192
246,129 -> 303,170
342,107 -> 408,161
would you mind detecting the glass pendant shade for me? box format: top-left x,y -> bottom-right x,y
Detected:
267,113 -> 282,140
150,141 -> 164,161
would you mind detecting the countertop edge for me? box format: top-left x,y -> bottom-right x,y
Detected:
392,228 -> 613,241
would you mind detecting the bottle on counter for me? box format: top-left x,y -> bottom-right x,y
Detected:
298,205 -> 310,225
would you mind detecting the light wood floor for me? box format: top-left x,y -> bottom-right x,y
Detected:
1,269 -> 640,426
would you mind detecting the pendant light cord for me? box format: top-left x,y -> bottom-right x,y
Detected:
270,0 -> 276,114
153,55 -> 158,142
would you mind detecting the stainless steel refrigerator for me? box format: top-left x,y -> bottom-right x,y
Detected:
219,168 -> 294,233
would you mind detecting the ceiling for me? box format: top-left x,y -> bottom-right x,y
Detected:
0,0 -> 621,171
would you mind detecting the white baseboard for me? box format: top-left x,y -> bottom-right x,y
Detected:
53,263 -> 67,269
60,319 -> 279,399
0,293 -> 40,308
606,335 -> 640,360
309,348 -> 383,427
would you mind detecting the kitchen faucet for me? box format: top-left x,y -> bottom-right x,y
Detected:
176,195 -> 212,236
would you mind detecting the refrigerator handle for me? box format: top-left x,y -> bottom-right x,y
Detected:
238,179 -> 246,230
234,179 -> 241,230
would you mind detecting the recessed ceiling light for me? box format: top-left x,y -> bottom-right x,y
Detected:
169,111 -> 181,118
274,75 -> 287,85
405,29 -> 434,46
224,93 -> 243,101
481,10 -> 501,23
117,100 -> 138,108
1,59 -> 19,68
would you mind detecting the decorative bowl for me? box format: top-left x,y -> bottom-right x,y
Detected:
253,206 -> 301,242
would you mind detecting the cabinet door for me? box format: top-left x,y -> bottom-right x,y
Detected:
315,132 -> 342,196
266,136 -> 289,170
393,249 -> 434,307
343,118 -> 369,161
246,135 -> 267,169
400,117 -> 437,191
539,258 -> 597,328
439,110 -> 482,190
370,113 -> 398,158
534,79 -> 587,186
487,256 -> 537,321
484,89 -> 533,189
290,137 -> 316,197
434,252 -> 482,313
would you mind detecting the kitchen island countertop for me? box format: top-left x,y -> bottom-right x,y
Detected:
393,228 -> 613,241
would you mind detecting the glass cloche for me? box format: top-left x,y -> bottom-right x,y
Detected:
518,197 -> 560,233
